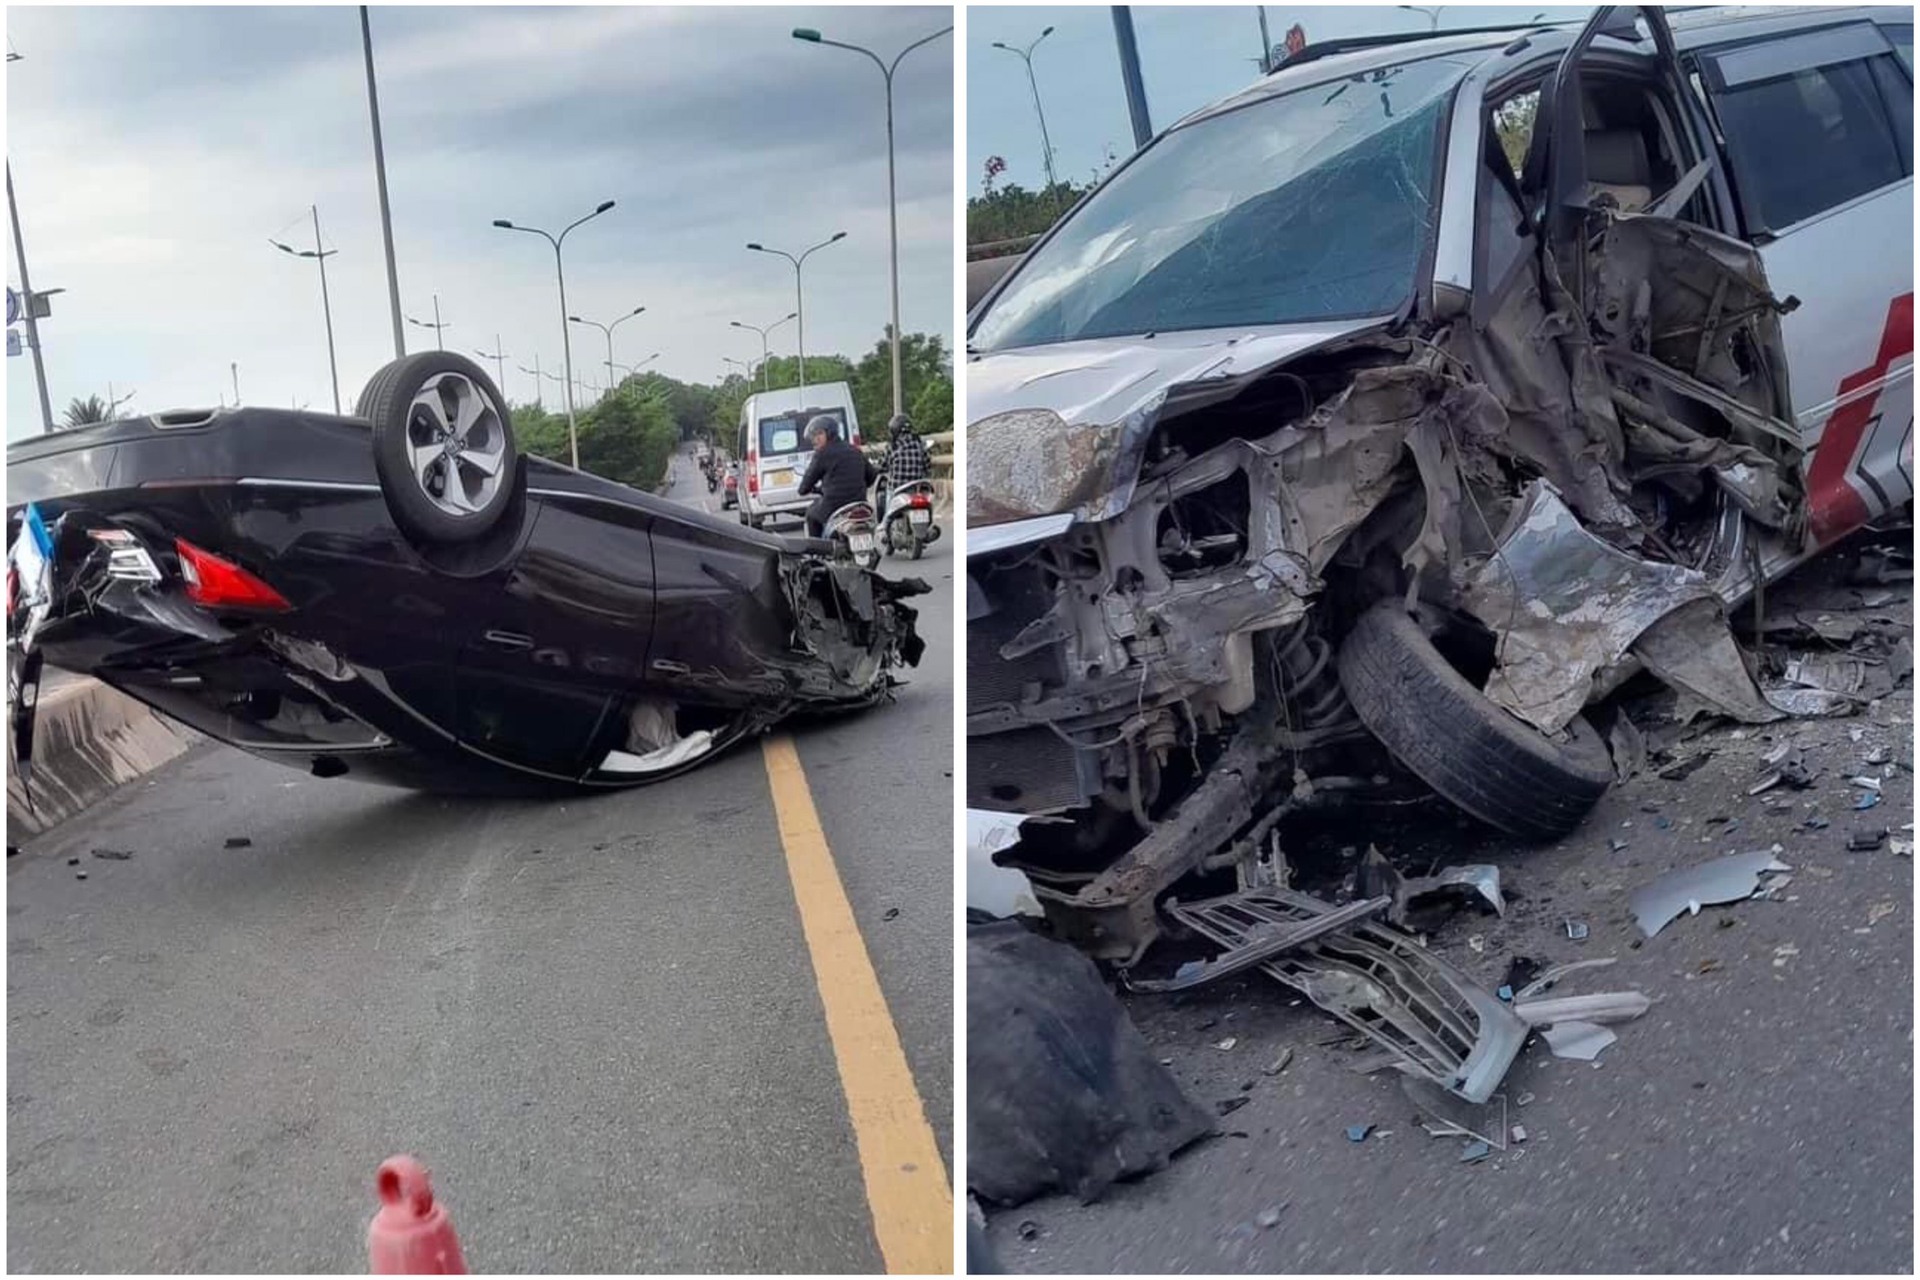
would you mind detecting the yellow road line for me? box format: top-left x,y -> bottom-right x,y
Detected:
760,734 -> 953,1275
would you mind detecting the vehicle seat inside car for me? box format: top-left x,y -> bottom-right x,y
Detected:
1585,128 -> 1654,212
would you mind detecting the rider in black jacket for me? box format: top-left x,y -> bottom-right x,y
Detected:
797,416 -> 875,538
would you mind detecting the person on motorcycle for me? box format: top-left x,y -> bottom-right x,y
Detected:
797,415 -> 875,539
875,413 -> 932,497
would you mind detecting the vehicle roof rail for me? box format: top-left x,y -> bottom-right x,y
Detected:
1271,21 -> 1561,73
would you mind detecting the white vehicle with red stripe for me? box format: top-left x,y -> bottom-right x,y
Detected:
963,5 -> 1913,957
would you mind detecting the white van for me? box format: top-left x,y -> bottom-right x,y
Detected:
735,382 -> 862,529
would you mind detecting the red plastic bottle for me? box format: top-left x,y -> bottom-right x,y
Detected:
367,1156 -> 467,1274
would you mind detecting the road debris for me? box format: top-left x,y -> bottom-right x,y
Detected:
1401,1076 -> 1507,1150
1255,1206 -> 1284,1229
1345,1123 -> 1374,1143
1458,1139 -> 1493,1163
1867,902 -> 1897,928
90,848 -> 132,861
1214,1037 -> 1238,1051
1541,1020 -> 1616,1061
1514,991 -> 1653,1027
1564,919 -> 1590,941
1627,850 -> 1793,937
1511,1124 -> 1528,1143
882,907 -> 900,921
1262,1048 -> 1294,1076
223,836 -> 252,850
1848,828 -> 1887,852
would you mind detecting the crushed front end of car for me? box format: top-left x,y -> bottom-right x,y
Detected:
967,206 -> 1809,969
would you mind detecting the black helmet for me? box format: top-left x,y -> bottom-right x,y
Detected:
804,414 -> 839,442
887,413 -> 912,440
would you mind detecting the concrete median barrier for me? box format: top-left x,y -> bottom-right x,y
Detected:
6,675 -> 199,836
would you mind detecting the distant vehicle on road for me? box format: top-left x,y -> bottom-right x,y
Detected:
722,464 -> 740,509
736,382 -> 862,530
6,353 -> 927,795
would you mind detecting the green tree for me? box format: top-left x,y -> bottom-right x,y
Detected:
967,179 -> 1091,247
909,374 -> 953,434
62,395 -> 111,427
851,331 -> 951,434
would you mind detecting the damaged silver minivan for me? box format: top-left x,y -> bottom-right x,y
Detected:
966,5 -> 1914,977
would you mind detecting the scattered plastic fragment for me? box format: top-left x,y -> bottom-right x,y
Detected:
1805,815 -> 1831,830
1854,792 -> 1882,811
1772,943 -> 1799,967
1214,1037 -> 1238,1051
1497,985 -> 1514,1002
1564,919 -> 1590,941
1346,1124 -> 1374,1143
224,837 -> 253,849
1459,1140 -> 1492,1163
1541,1020 -> 1616,1060
1467,935 -> 1486,954
1511,1124 -> 1528,1143
1514,991 -> 1652,1027
1866,745 -> 1891,765
1654,815 -> 1674,830
1891,839 -> 1912,858
1628,850 -> 1793,937
1867,902 -> 1896,927
1848,828 -> 1887,852
74,870 -> 88,881
1515,957 -> 1619,1001
1256,1206 -> 1284,1229
1401,1076 -> 1507,1149
1608,837 -> 1629,852
1262,1048 -> 1294,1076
1515,1091 -> 1535,1106
882,907 -> 900,921
91,848 -> 132,861
1215,1097 -> 1251,1116
1850,775 -> 1883,791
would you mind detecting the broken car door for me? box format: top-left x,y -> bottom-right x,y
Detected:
1687,18 -> 1915,545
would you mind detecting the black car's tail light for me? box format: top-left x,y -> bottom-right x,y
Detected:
173,538 -> 292,612
87,529 -> 162,583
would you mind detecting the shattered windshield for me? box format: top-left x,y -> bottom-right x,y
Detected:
971,56 -> 1468,353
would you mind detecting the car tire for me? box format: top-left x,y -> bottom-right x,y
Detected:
1337,602 -> 1613,840
362,353 -> 519,547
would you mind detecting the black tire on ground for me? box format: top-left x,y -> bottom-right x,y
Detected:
360,353 -> 520,547
1337,601 -> 1614,840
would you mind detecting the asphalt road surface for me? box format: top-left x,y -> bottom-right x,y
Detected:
8,446 -> 955,1273
980,543 -> 1912,1274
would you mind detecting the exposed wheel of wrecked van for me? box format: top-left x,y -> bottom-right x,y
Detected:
1337,601 -> 1614,841
362,353 -> 519,546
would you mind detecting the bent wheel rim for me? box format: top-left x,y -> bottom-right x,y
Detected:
405,371 -> 508,518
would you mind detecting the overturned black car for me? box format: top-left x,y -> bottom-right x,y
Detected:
7,353 -> 926,794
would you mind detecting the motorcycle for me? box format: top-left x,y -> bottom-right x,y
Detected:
878,480 -> 940,561
823,501 -> 881,571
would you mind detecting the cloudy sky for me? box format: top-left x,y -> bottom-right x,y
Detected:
968,4 -> 1593,195
6,5 -> 954,437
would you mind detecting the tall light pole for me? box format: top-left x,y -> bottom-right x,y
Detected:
269,206 -> 342,414
476,337 -> 509,399
1399,5 -> 1445,31
746,232 -> 844,400
517,356 -> 546,409
793,24 -> 951,420
359,6 -> 404,359
405,293 -> 449,349
6,161 -> 55,435
569,304 -> 645,395
993,27 -> 1060,195
730,312 -> 796,393
493,199 -> 616,469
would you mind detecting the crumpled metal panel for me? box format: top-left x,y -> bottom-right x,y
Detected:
1465,481 -> 1717,733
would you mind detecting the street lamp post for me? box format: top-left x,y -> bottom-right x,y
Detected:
793,24 -> 951,419
746,233 -> 844,401
6,161 -> 56,435
569,305 -> 645,397
270,205 -> 342,414
359,6 -> 405,359
992,28 -> 1060,196
730,312 -> 796,393
476,337 -> 509,400
493,200 -> 616,469
405,294 -> 449,349
517,356 -> 547,409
